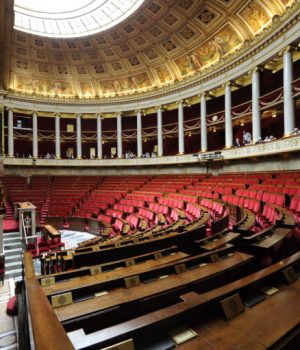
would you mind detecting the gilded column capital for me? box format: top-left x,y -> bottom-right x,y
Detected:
249,66 -> 263,74
279,44 -> 298,56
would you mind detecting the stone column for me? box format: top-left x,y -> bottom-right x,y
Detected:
178,100 -> 185,155
283,47 -> 295,136
7,108 -> 14,157
117,113 -> 122,158
136,110 -> 143,157
32,111 -> 38,158
157,106 -> 163,156
200,94 -> 207,152
251,68 -> 261,143
96,114 -> 102,159
76,114 -> 82,159
224,83 -> 233,148
55,113 -> 61,159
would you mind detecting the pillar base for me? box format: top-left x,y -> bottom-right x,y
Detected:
76,157 -> 82,160
55,156 -> 61,160
177,152 -> 185,155
158,153 -> 163,157
7,155 -> 15,158
283,132 -> 292,138
96,157 -> 102,160
201,149 -> 208,153
224,145 -> 234,149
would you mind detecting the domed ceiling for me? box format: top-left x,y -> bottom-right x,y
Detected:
2,0 -> 297,99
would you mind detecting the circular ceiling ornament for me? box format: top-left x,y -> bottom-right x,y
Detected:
14,0 -> 146,38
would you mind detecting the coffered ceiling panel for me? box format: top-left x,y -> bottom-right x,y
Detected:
3,0 -> 296,99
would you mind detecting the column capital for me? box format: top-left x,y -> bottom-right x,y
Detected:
223,81 -> 232,89
156,105 -> 167,112
176,100 -> 184,105
76,113 -> 82,118
5,106 -> 14,112
198,92 -> 207,98
54,113 -> 61,118
32,111 -> 38,116
249,66 -> 263,74
96,113 -> 102,118
279,44 -> 298,56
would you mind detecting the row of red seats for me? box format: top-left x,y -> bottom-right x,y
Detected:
138,207 -> 155,221
106,209 -> 123,219
240,189 -> 285,206
168,193 -> 198,204
126,214 -> 140,229
185,203 -> 201,221
149,202 -> 169,215
113,203 -> 135,213
223,194 -> 261,215
158,197 -> 184,209
127,193 -> 156,202
97,214 -> 112,225
119,198 -> 146,207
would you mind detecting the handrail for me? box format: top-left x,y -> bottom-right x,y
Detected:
24,253 -> 74,350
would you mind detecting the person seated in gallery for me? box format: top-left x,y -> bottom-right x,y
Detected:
233,138 -> 241,147
28,154 -> 32,158
151,151 -> 157,157
291,127 -> 300,135
255,137 -> 263,144
44,152 -> 51,159
242,130 -> 252,145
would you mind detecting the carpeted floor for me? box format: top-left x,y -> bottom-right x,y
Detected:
3,220 -> 19,233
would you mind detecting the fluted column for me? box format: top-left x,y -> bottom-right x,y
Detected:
252,68 -> 261,143
55,113 -> 61,159
117,113 -> 122,158
157,106 -> 163,156
76,114 -> 82,159
136,110 -> 143,158
200,94 -> 207,152
178,101 -> 185,154
32,111 -> 38,158
7,108 -> 14,157
96,114 -> 102,159
224,83 -> 233,148
283,47 -> 295,136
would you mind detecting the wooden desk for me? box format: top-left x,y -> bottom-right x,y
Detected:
200,232 -> 240,251
44,225 -> 61,239
226,280 -> 300,348
72,251 -> 300,349
54,252 -> 253,323
251,227 -> 292,249
43,251 -> 188,295
37,246 -> 179,281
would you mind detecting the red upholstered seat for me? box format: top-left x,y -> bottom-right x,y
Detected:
7,296 -> 17,316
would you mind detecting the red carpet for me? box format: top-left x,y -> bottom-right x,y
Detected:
3,219 -> 19,232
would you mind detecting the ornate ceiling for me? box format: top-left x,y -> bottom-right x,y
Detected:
0,0 -> 297,100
